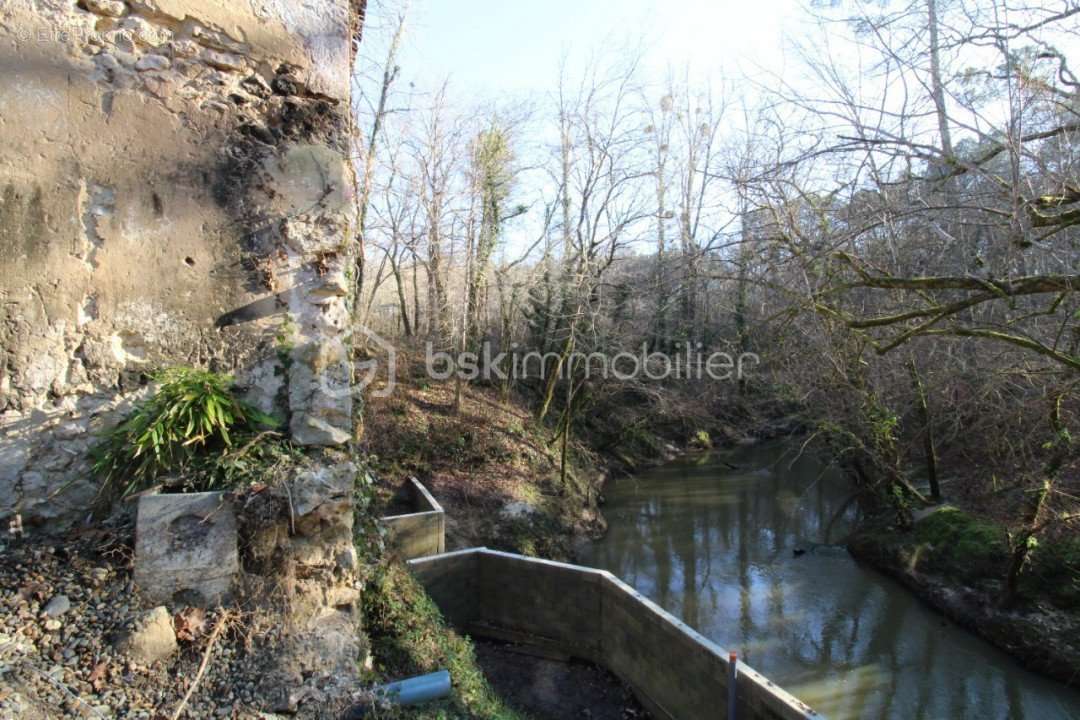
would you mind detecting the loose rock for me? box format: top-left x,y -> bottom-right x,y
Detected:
42,594 -> 70,617
116,606 -> 177,664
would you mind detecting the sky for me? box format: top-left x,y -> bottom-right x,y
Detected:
356,1 -> 1080,259
390,0 -> 801,104
357,1 -> 810,256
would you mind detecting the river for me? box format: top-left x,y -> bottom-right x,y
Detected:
579,441 -> 1080,719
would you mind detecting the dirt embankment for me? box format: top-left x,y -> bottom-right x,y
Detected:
364,377 -> 606,560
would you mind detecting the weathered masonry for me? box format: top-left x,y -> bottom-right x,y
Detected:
0,3 -> 365,711
410,548 -> 822,720
0,0 -> 362,530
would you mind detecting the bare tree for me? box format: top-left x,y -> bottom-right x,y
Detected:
352,0 -> 411,326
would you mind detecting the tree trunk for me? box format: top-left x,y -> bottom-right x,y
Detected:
926,0 -> 954,161
411,251 -> 421,337
390,250 -> 412,337
908,358 -> 940,501
1002,479 -> 1051,607
353,3 -> 409,323
1002,396 -> 1070,607
538,330 -> 574,422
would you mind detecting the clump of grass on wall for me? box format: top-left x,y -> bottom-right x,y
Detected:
91,367 -> 284,500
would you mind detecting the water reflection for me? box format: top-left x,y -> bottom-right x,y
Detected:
580,442 -> 1080,720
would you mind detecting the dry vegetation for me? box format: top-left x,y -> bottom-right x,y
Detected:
363,353 -> 605,559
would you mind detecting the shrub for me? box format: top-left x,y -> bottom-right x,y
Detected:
91,367 -> 280,499
913,506 -> 1008,583
1024,535 -> 1080,611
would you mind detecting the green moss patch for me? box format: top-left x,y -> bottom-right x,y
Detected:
855,506 -> 1080,612
911,506 -> 1009,583
690,430 -> 713,449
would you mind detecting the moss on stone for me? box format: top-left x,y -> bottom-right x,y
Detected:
690,430 -> 713,449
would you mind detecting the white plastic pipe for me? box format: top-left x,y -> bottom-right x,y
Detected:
343,670 -> 452,718
377,669 -> 452,706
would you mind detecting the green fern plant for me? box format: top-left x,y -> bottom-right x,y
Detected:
92,367 -> 279,499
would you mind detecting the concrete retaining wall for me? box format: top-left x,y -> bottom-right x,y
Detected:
379,478 -> 445,560
409,549 -> 821,720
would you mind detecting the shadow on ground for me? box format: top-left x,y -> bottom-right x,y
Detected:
473,639 -> 650,720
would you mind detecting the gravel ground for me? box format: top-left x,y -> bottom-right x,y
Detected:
1,527 -> 650,720
0,528 -> 276,720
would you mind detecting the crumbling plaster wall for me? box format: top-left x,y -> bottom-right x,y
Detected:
0,0 -> 362,529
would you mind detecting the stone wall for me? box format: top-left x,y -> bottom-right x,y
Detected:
0,0 -> 362,530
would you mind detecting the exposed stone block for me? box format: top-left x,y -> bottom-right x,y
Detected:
133,492 -> 238,607
288,340 -> 353,447
201,49 -> 247,73
84,0 -> 127,19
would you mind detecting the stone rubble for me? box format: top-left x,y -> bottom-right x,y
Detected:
0,534 -> 312,718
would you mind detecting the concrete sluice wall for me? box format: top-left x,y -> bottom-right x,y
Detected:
379,477 -> 446,560
409,548 -> 822,720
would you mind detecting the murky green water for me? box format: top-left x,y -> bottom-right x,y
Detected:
580,442 -> 1080,719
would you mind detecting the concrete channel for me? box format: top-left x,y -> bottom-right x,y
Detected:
382,480 -> 821,719
378,477 -> 446,559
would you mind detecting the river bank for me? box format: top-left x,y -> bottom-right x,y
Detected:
848,510 -> 1080,689
362,368 -> 787,560
693,422 -> 1080,693
364,376 -> 606,561
371,371 -> 1080,695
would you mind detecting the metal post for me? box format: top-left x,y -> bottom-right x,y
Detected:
728,651 -> 738,720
